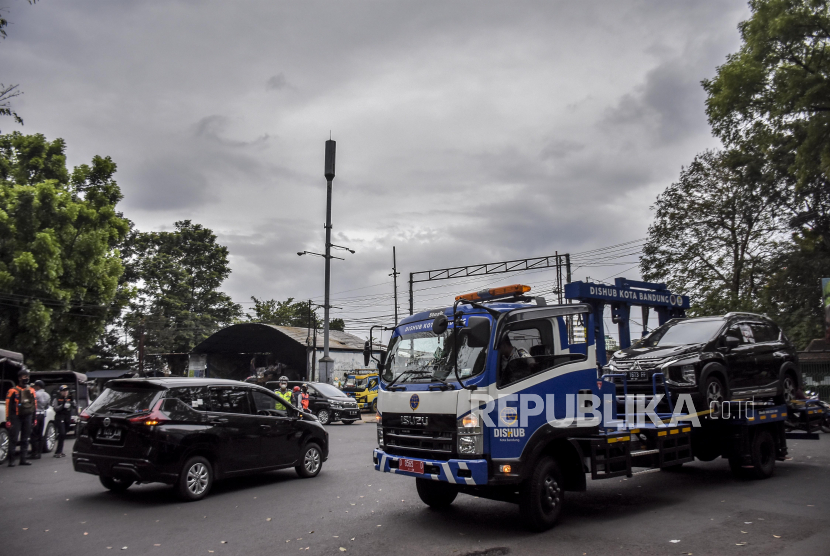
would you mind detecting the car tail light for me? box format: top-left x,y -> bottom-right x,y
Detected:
128,400 -> 168,426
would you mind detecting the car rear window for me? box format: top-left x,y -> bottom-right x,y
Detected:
86,387 -> 162,415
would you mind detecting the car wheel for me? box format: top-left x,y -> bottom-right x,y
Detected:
177,456 -> 213,501
778,373 -> 797,404
43,422 -> 57,454
317,409 -> 331,425
341,419 -> 356,425
100,476 -> 134,492
415,478 -> 458,509
518,456 -> 564,532
0,429 -> 9,464
703,375 -> 727,408
296,443 -> 323,478
748,429 -> 775,480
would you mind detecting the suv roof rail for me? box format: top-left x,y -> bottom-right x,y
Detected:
724,311 -> 763,319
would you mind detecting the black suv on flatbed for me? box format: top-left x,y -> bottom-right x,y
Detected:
73,378 -> 328,501
606,312 -> 800,408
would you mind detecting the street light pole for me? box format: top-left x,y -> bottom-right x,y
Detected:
320,138 -> 336,383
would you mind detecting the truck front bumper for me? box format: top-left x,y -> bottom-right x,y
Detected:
373,449 -> 488,486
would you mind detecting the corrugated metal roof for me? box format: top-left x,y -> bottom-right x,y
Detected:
271,325 -> 367,351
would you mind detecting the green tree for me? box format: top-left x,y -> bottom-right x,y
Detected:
641,149 -> 785,315
125,220 -> 241,374
246,296 -> 346,331
0,132 -> 129,368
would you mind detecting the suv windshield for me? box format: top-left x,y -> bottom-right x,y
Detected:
640,319 -> 724,347
86,386 -> 162,415
315,383 -> 348,398
382,325 -> 487,384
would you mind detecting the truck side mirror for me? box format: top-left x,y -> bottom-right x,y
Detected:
464,316 -> 491,348
363,341 -> 371,366
377,351 -> 387,369
432,314 -> 448,335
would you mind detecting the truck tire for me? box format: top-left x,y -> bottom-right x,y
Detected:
748,429 -> 775,480
415,478 -> 457,509
100,476 -> 134,492
519,456 -> 564,532
372,398 -> 378,413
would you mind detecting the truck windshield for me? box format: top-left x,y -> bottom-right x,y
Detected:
640,318 -> 724,347
382,327 -> 487,384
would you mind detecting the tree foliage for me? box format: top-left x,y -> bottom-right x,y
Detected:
641,149 -> 786,315
0,132 -> 129,368
246,296 -> 345,331
124,220 -> 241,373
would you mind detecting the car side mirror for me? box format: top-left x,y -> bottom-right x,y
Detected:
363,341 -> 371,367
724,336 -> 740,349
463,316 -> 491,348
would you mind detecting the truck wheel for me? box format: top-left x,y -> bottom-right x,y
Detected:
749,430 -> 775,480
317,409 -> 331,425
177,456 -> 213,501
296,443 -> 323,478
519,456 -> 564,531
372,398 -> 378,413
100,476 -> 134,492
415,478 -> 457,509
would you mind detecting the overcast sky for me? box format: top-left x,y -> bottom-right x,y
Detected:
3,0 -> 750,338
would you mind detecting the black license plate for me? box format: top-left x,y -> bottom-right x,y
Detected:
627,371 -> 649,381
96,427 -> 122,441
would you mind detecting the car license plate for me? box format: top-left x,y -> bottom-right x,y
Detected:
628,371 -> 648,381
96,427 -> 122,441
399,458 -> 424,474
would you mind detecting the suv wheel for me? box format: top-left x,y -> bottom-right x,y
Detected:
703,375 -> 727,407
100,476 -> 134,492
778,373 -> 797,404
177,456 -> 213,501
296,443 -> 323,478
317,409 -> 331,425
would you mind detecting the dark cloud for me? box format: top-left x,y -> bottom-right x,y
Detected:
2,0 -> 752,335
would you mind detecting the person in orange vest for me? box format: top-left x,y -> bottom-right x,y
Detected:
5,369 -> 37,467
300,384 -> 310,410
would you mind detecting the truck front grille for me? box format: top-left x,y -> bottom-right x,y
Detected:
381,413 -> 457,460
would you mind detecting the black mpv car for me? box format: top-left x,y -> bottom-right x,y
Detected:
265,381 -> 360,425
73,378 -> 328,501
606,312 -> 800,408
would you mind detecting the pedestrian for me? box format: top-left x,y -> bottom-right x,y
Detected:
292,386 -> 302,408
274,376 -> 292,411
300,384 -> 310,410
5,369 -> 37,467
29,380 -> 51,459
52,385 -> 75,458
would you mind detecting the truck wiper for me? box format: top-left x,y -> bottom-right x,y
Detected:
428,375 -> 454,391
385,368 -> 431,391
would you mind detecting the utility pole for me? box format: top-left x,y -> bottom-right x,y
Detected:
306,299 -> 313,380
390,246 -> 400,325
138,320 -> 145,376
319,138 -> 336,384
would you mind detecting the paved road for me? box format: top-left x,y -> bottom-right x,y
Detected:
1,420 -> 828,556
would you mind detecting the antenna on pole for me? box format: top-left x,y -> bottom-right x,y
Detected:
390,246 -> 400,325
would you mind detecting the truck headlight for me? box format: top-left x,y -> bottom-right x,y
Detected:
681,365 -> 696,385
458,435 -> 478,454
377,425 -> 384,448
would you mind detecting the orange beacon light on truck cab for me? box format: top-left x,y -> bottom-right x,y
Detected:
455,284 -> 531,302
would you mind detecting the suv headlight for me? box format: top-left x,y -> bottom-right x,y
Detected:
330,402 -> 342,409
681,364 -> 696,385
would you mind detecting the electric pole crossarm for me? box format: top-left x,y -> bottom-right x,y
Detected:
411,254 -> 568,283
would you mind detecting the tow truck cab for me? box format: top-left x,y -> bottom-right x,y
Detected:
340,372 -> 379,411
373,286 -> 601,499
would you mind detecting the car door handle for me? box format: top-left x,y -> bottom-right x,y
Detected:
260,424 -> 271,430
210,418 -> 228,424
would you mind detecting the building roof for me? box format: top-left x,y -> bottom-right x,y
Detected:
191,323 -> 369,355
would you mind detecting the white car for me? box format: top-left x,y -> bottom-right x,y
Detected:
0,403 -> 57,463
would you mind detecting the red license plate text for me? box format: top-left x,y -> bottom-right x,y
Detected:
399,458 -> 424,474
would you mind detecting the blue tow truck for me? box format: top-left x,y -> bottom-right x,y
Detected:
365,282 -> 824,531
